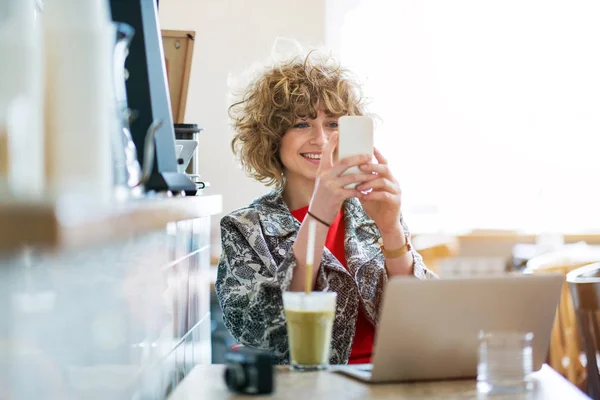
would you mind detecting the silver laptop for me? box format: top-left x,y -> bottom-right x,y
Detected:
332,273 -> 563,383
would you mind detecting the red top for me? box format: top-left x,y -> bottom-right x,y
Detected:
291,206 -> 375,364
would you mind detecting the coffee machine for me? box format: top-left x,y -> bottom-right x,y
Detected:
174,123 -> 210,192
109,0 -> 195,193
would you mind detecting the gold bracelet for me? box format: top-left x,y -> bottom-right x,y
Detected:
380,234 -> 412,259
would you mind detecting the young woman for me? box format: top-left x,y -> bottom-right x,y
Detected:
216,52 -> 437,365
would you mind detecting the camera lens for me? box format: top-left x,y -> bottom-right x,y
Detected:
224,364 -> 246,392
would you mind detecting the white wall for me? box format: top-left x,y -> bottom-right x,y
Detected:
159,0 -> 326,257
331,0 -> 600,234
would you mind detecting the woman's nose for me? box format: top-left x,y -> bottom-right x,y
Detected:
311,126 -> 329,145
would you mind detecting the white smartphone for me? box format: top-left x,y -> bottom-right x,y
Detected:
337,116 -> 374,189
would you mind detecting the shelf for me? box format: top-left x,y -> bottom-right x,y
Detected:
0,194 -> 222,253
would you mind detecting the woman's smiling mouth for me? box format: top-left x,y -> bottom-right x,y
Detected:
301,152 -> 322,164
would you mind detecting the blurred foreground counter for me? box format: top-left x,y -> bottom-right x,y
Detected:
0,194 -> 222,399
168,364 -> 589,400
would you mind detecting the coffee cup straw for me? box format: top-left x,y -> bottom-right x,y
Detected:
305,219 -> 317,295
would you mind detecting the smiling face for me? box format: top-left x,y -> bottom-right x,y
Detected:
279,109 -> 340,188
229,52 -> 366,191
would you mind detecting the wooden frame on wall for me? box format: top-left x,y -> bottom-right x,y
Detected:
161,29 -> 195,123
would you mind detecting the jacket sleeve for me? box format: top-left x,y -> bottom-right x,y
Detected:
400,215 -> 438,279
215,214 -> 327,363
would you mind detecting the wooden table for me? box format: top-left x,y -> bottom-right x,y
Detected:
169,364 -> 589,400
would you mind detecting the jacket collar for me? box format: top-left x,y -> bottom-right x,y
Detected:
253,190 -> 299,237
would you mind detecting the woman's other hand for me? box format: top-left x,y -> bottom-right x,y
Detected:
355,147 -> 403,235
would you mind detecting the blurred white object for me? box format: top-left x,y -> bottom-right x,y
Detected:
44,0 -> 114,203
535,232 -> 565,254
0,0 -> 44,198
438,256 -> 507,278
526,242 -> 600,273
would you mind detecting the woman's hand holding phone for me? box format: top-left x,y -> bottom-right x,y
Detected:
309,131 -> 376,224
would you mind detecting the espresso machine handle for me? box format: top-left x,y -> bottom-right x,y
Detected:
135,119 -> 163,187
186,174 -> 210,190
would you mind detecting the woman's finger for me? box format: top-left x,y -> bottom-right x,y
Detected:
359,162 -> 390,178
373,147 -> 388,165
326,185 -> 364,202
336,172 -> 378,188
317,133 -> 338,172
356,177 -> 399,194
359,190 -> 394,202
340,187 -> 362,200
329,153 -> 373,178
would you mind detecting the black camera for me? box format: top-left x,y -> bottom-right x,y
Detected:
224,347 -> 275,395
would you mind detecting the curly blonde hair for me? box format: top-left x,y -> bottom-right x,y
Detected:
229,51 -> 367,189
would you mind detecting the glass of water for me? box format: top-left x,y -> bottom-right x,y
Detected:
477,331 -> 534,394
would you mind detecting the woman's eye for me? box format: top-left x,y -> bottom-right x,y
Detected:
328,122 -> 339,128
294,122 -> 309,129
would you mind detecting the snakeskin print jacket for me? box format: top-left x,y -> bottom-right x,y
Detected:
216,190 -> 438,365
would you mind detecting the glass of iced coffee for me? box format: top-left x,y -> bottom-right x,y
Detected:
282,291 -> 337,371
